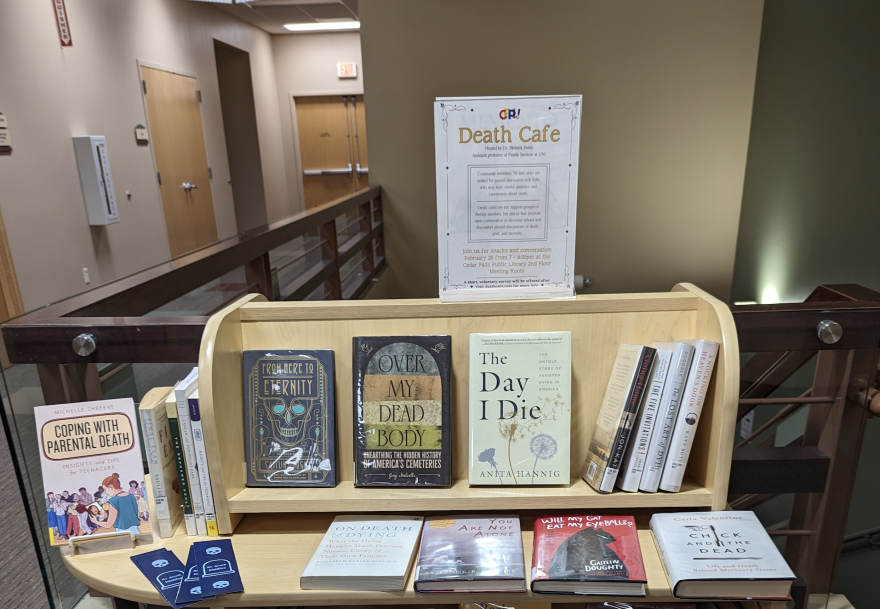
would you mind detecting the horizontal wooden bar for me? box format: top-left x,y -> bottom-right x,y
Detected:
733,308 -> 880,351
728,446 -> 830,495
240,291 -> 700,322
2,317 -> 207,364
767,529 -> 812,536
285,259 -> 337,302
337,230 -> 371,265
6,187 -> 379,321
739,396 -> 835,405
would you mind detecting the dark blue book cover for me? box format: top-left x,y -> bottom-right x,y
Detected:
243,350 -> 337,487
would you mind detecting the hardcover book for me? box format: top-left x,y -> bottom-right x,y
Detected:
531,514 -> 647,596
468,332 -> 571,486
173,368 -> 206,536
639,342 -> 696,493
650,511 -> 795,600
244,350 -> 337,487
353,336 -> 451,487
659,339 -> 719,492
138,386 -> 182,539
582,344 -> 656,493
34,398 -> 149,546
616,347 -> 672,492
301,515 -> 424,591
415,515 -> 525,592
166,385 -> 196,536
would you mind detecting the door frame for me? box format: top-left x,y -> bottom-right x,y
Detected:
136,59 -> 219,259
288,90 -> 363,213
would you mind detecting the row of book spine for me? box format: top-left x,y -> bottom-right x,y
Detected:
586,339 -> 719,494
139,368 -> 218,538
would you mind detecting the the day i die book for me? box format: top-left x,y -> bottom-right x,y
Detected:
353,335 -> 452,487
469,331 -> 571,486
243,350 -> 337,487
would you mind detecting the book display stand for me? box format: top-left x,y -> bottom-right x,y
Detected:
60,284 -> 787,608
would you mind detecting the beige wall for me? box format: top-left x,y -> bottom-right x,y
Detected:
359,0 -> 764,301
0,0 -> 289,311
272,32 -> 363,213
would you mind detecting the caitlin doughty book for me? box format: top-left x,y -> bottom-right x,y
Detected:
415,515 -> 525,592
35,398 -> 149,546
353,336 -> 452,487
531,514 -> 647,596
244,350 -> 337,487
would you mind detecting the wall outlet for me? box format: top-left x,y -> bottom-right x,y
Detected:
83,267 -> 90,284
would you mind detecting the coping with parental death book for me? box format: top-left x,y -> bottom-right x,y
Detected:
531,514 -> 646,596
35,398 -> 149,545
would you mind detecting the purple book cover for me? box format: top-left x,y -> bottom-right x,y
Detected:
415,515 -> 524,584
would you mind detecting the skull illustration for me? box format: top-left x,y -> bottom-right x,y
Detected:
190,586 -> 201,595
205,547 -> 222,555
267,398 -> 310,439
213,580 -> 230,589
151,559 -> 169,568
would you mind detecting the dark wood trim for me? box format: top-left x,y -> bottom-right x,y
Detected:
728,446 -> 830,494
6,186 -> 379,321
733,309 -> 880,351
5,317 -> 207,364
285,259 -> 336,302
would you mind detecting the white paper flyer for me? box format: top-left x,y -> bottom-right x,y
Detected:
435,95 -> 582,301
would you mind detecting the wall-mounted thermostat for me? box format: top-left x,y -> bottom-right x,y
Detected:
73,136 -> 120,225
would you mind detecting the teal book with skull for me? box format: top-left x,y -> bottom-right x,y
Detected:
244,350 -> 337,487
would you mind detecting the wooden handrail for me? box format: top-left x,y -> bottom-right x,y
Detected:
1,186 -> 383,365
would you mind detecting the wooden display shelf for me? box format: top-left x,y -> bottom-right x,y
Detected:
228,477 -> 714,513
199,283 -> 739,534
61,513 -> 783,608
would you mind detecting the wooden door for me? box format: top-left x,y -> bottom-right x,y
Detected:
142,67 -> 218,258
295,95 -> 369,209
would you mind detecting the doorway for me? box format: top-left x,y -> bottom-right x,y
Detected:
214,41 -> 268,233
294,95 -> 369,209
140,66 -> 219,258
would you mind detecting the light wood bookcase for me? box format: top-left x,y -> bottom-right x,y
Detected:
59,283 -> 772,607
198,283 -> 740,535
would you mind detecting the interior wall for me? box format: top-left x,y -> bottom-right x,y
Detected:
272,32 -> 363,214
730,1 -> 880,304
0,0 -> 289,311
215,41 -> 269,233
359,0 -> 764,301
729,2 -> 880,606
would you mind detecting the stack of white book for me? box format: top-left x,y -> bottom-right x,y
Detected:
582,339 -> 719,493
139,367 -> 219,537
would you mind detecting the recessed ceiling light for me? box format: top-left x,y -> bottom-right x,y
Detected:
284,20 -> 360,32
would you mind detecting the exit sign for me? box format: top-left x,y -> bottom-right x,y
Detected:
337,62 -> 357,79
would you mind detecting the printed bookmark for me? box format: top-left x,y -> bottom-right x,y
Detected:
193,538 -> 244,597
176,546 -> 215,605
131,548 -> 198,608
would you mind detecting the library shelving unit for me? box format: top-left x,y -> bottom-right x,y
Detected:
61,284 -> 787,608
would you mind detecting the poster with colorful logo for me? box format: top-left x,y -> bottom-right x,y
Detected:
435,95 -> 582,301
34,398 -> 149,546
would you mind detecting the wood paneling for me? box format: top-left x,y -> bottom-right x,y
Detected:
142,67 -> 218,257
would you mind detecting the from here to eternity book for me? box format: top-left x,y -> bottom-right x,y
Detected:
34,398 -> 149,545
468,331 -> 571,486
353,336 -> 452,487
243,350 -> 337,487
531,514 -> 647,596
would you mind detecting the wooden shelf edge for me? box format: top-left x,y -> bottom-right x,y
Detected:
227,478 -> 714,513
62,514 -> 690,607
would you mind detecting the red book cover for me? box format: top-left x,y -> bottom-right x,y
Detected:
531,514 -> 646,592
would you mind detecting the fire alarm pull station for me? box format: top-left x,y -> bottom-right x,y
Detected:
73,136 -> 120,225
